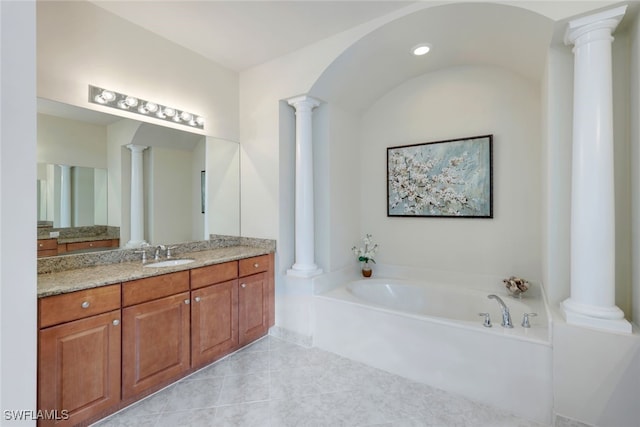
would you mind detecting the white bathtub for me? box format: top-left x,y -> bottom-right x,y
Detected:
313,275 -> 553,424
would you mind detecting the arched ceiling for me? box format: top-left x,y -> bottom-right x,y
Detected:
311,3 -> 555,112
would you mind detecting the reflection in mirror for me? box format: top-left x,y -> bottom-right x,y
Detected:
37,98 -> 240,257
37,164 -> 107,227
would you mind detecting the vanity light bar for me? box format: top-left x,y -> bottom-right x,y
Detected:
88,85 -> 205,130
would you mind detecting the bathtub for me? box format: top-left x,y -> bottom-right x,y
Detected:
313,275 -> 553,424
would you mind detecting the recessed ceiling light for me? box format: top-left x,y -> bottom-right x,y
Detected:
412,44 -> 431,56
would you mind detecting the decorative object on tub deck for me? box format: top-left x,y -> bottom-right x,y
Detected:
352,234 -> 378,278
387,134 -> 493,218
503,275 -> 529,297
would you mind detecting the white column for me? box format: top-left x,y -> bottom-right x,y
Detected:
562,5 -> 631,333
125,144 -> 148,248
287,95 -> 322,277
58,164 -> 71,227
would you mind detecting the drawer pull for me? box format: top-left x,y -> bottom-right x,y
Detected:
38,243 -> 43,248
194,296 -> 201,303
241,283 -> 246,288
81,301 -> 90,309
254,263 -> 259,268
112,319 -> 120,326
184,299 -> 190,305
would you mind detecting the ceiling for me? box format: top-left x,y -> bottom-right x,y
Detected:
90,1 -> 415,71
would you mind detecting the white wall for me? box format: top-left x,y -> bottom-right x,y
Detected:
542,44 -> 574,307
632,2 -> 640,327
37,114 -> 107,169
0,1 -> 37,424
36,1 -> 238,142
148,147 -> 194,245
359,66 -> 542,280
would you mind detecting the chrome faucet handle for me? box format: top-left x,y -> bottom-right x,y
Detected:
166,246 -> 177,259
478,313 -> 492,328
521,312 -> 538,328
133,250 -> 148,264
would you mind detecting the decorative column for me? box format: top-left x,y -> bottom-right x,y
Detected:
562,5 -> 631,333
58,165 -> 71,227
287,95 -> 322,277
125,144 -> 148,248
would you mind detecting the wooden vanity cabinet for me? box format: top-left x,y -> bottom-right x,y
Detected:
121,271 -> 190,400
190,262 -> 239,368
37,238 -> 58,257
37,285 -> 121,427
238,254 -> 274,346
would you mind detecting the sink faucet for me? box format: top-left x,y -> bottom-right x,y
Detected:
487,294 -> 513,328
154,245 -> 166,261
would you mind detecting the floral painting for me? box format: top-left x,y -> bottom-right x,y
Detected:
387,135 -> 493,218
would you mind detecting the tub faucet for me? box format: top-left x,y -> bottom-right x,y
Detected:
487,294 -> 513,328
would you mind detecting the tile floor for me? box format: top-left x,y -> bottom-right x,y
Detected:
93,336 -> 547,427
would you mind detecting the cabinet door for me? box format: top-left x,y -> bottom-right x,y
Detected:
122,292 -> 190,400
38,310 -> 121,427
191,280 -> 239,368
238,272 -> 268,346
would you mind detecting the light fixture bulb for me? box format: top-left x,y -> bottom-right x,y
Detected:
117,99 -> 129,109
101,90 -> 116,102
180,112 -> 193,122
163,107 -> 176,117
125,96 -> 138,107
195,117 -> 205,126
145,102 -> 158,113
137,105 -> 148,114
412,44 -> 431,56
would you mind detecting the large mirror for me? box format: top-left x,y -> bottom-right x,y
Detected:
37,98 -> 240,256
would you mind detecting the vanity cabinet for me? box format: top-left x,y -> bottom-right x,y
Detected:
37,285 -> 121,427
238,254 -> 274,345
121,271 -> 190,400
59,238 -> 120,254
190,262 -> 239,368
38,251 -> 274,426
37,238 -> 58,257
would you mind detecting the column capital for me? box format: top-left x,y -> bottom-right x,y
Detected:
125,144 -> 148,153
564,5 -> 627,46
287,95 -> 322,113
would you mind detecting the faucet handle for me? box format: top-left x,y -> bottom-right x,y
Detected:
133,250 -> 147,263
521,312 -> 538,328
166,246 -> 177,259
478,312 -> 492,328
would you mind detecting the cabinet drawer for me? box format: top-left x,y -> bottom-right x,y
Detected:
66,239 -> 116,252
37,238 -> 58,251
190,261 -> 238,289
123,271 -> 190,307
239,255 -> 270,277
39,284 -> 121,328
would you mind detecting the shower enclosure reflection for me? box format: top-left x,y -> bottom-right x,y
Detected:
37,164 -> 108,227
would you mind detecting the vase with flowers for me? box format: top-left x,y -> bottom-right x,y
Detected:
352,234 -> 378,278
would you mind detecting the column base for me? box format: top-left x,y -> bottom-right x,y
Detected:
562,298 -> 632,333
125,240 -> 148,249
287,263 -> 323,278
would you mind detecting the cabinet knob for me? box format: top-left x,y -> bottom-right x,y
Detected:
241,283 -> 246,288
112,319 -> 120,326
81,301 -> 90,309
194,296 -> 201,303
254,263 -> 259,268
184,299 -> 190,305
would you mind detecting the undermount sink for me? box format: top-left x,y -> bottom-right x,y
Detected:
143,258 -> 195,268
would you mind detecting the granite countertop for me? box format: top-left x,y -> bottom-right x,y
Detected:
37,245 -> 272,298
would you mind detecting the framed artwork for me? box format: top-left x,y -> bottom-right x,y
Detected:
387,135 -> 493,218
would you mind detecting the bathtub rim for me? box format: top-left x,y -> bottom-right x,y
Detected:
317,275 -> 552,346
